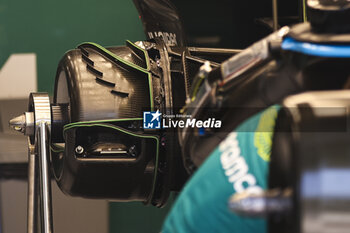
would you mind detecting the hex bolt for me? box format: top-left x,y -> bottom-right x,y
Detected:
156,58 -> 161,67
128,145 -> 137,157
75,145 -> 84,155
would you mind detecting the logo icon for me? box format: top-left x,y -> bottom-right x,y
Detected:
143,110 -> 162,129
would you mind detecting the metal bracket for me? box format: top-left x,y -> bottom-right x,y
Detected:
30,93 -> 53,233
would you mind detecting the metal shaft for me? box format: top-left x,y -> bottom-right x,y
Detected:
38,121 -> 53,233
272,0 -> 278,31
27,140 -> 37,233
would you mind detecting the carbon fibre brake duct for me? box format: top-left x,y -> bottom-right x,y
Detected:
9,37 -> 240,232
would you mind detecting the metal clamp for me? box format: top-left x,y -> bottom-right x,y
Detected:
10,92 -> 53,233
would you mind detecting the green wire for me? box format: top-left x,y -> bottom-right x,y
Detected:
147,72 -> 154,111
50,144 -> 64,153
63,118 -> 143,129
191,74 -> 206,101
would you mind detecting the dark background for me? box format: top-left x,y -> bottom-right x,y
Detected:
174,0 -> 301,48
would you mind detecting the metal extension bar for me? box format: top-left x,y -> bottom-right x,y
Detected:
10,93 -> 54,233
37,121 -> 53,233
